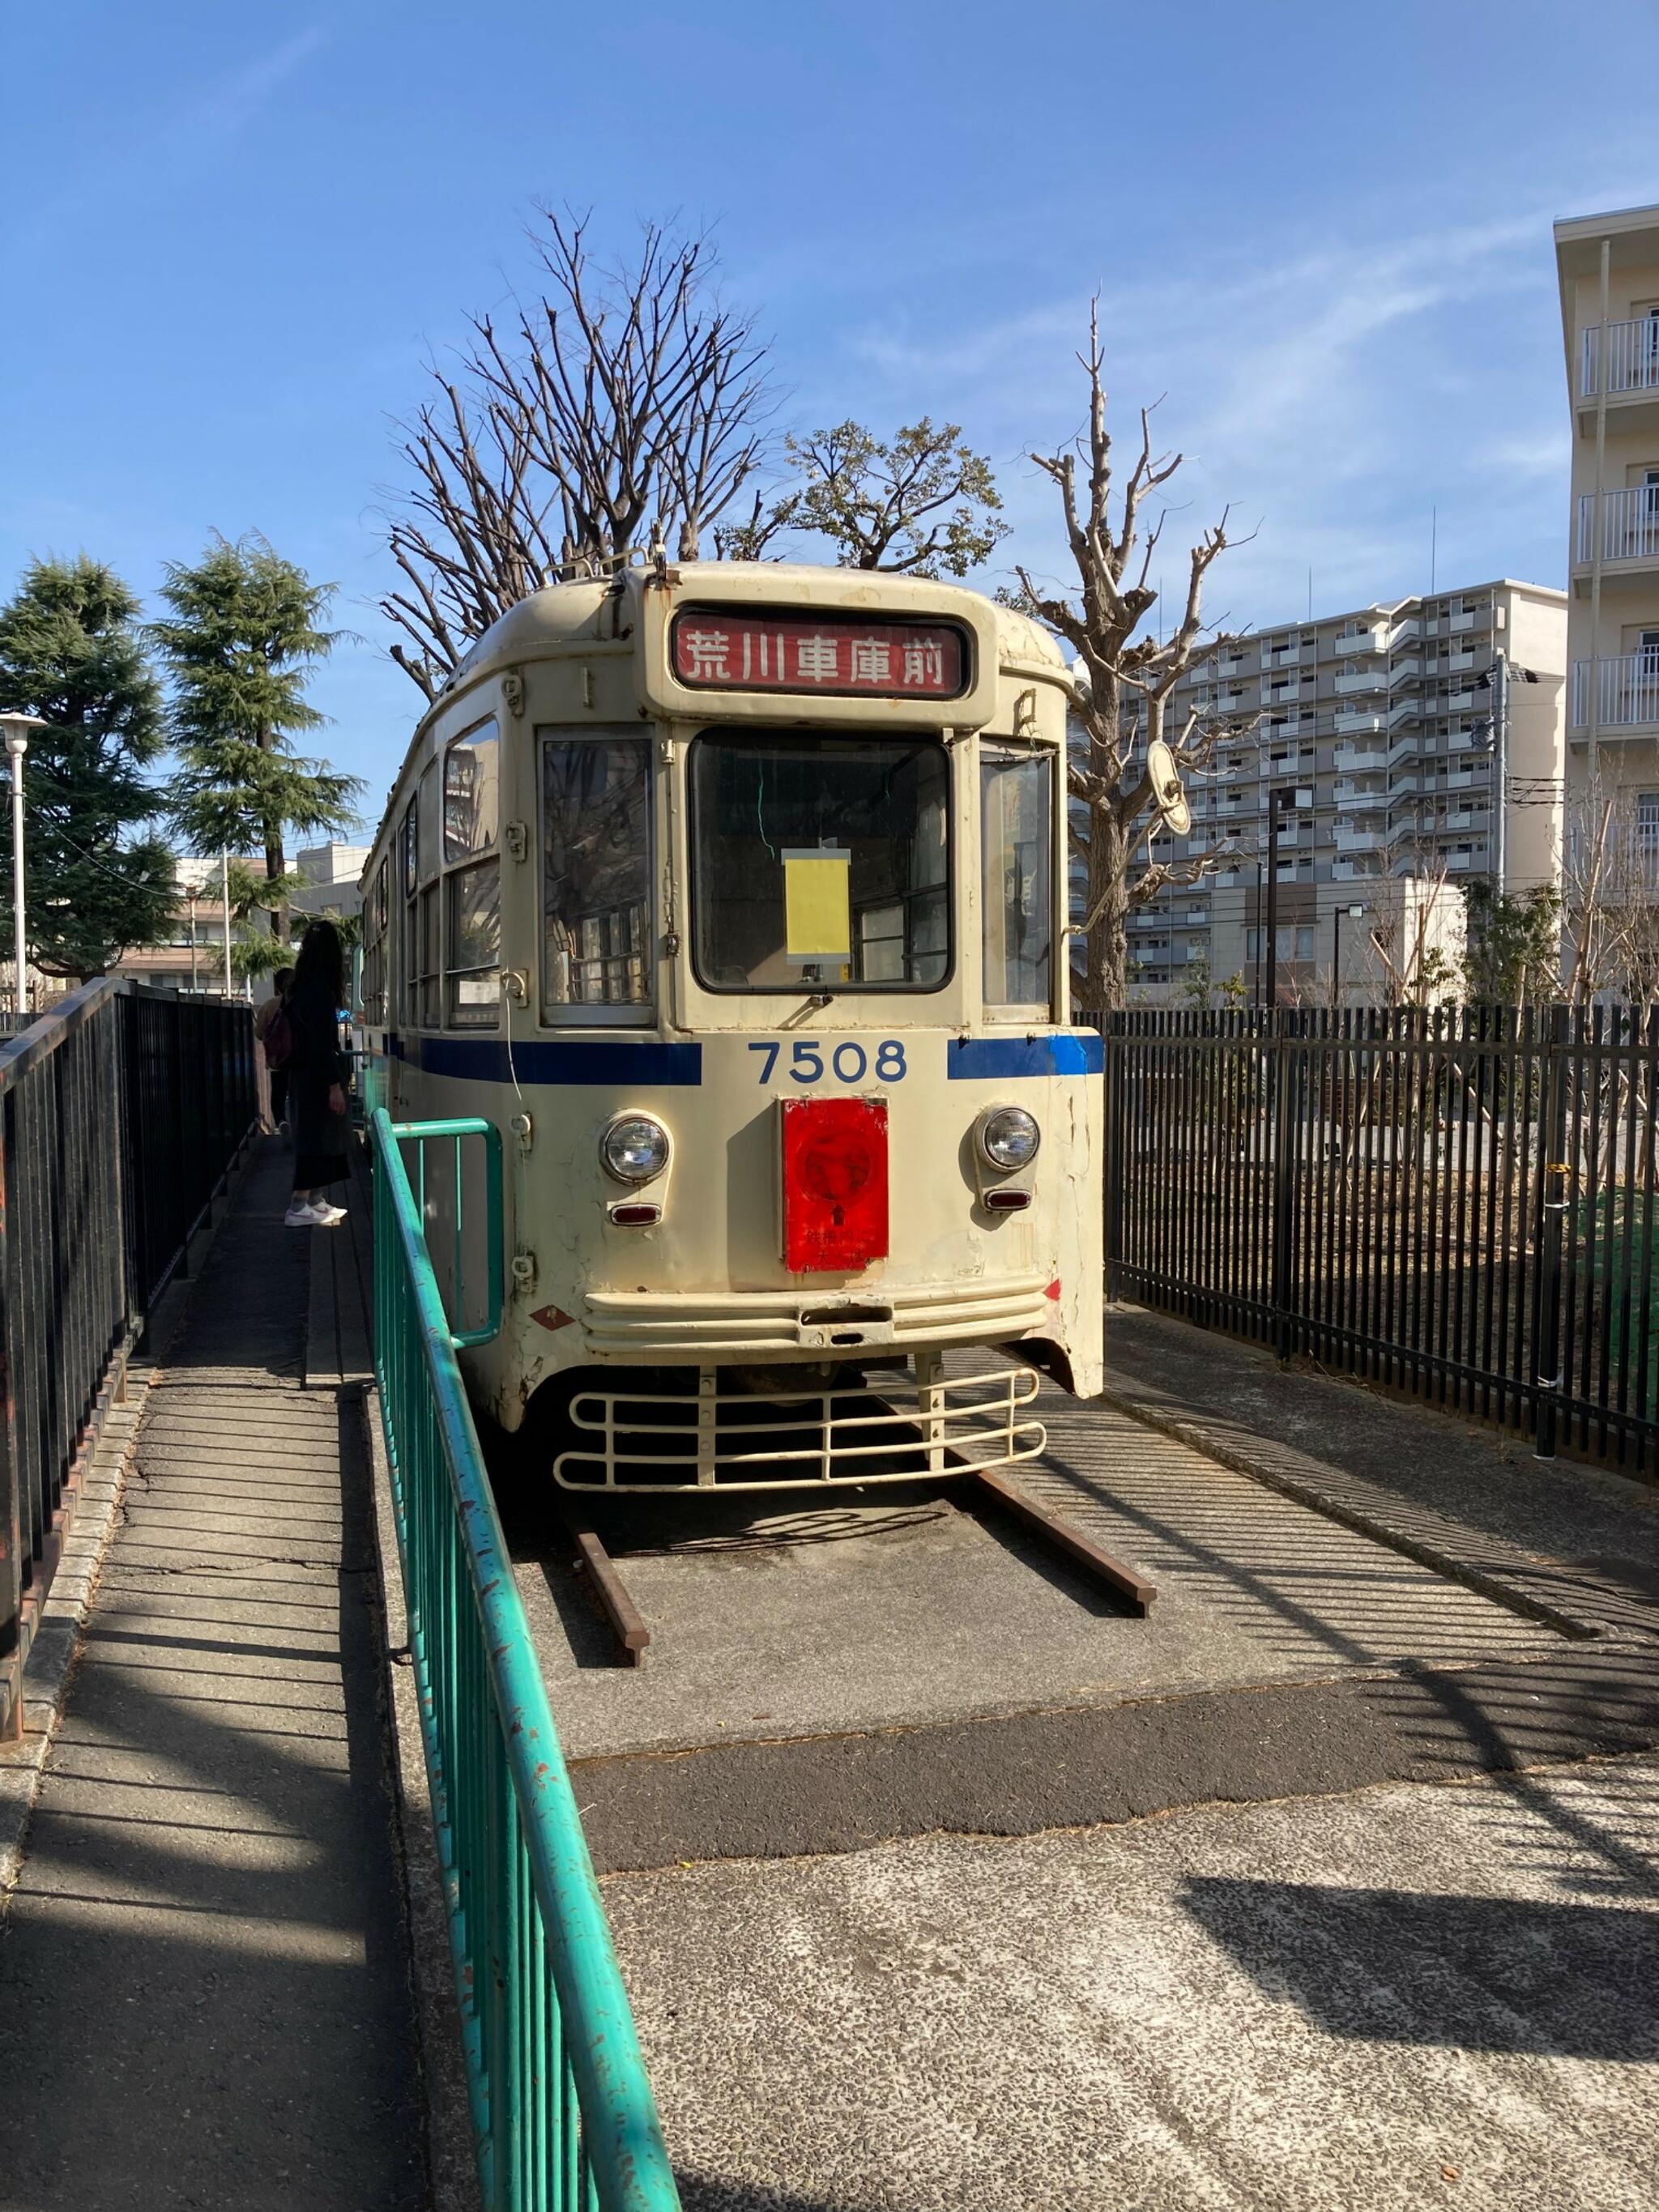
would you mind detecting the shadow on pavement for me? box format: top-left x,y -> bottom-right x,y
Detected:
1179,1873 -> 1659,2057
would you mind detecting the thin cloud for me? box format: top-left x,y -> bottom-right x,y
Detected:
818,203 -> 1572,628
11,28 -> 331,259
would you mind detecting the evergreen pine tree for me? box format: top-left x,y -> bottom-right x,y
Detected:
0,556 -> 177,976
155,535 -> 362,940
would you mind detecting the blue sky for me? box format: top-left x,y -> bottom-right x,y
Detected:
6,0 -> 1659,834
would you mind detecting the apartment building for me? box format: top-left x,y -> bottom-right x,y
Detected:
114,842 -> 369,991
1112,578 -> 1566,1003
1555,204 -> 1659,863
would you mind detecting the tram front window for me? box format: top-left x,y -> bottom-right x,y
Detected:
691,733 -> 949,992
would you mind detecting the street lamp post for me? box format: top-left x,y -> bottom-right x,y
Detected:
1332,901 -> 1367,1008
0,714 -> 46,1019
220,850 -> 232,997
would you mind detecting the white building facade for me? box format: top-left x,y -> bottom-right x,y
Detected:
1111,579 -> 1566,1004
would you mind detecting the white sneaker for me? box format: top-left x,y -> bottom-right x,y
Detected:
284,1201 -> 336,1228
313,1201 -> 347,1224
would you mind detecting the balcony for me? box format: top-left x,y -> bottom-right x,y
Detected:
1332,858 -> 1380,882
1334,667 -> 1386,695
1575,487 -> 1659,573
1333,705 -> 1384,735
1333,824 -> 1380,853
1580,317 -> 1659,402
1333,781 -> 1387,811
1333,741 -> 1386,771
1570,654 -> 1659,732
1333,623 -> 1387,656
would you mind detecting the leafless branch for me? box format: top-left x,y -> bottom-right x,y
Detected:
378,210 -> 774,692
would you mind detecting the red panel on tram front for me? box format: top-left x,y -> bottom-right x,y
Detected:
780,1097 -> 889,1274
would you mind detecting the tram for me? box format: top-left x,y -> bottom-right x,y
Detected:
357,560 -> 1102,1491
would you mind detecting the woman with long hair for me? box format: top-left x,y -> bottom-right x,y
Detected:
284,919 -> 351,1227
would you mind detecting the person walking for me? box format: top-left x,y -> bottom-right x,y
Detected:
284,922 -> 351,1229
253,965 -> 296,1136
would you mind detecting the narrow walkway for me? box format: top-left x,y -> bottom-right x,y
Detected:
0,1140 -> 423,2212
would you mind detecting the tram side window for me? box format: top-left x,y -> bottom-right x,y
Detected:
399,800 -> 419,1025
981,746 -> 1053,1018
690,733 -> 949,993
362,858 -> 389,1021
444,722 -> 501,1027
540,732 -> 653,1021
410,761 -> 441,1025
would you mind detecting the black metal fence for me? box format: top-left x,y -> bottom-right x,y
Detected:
0,980 -> 254,1733
1104,1005 -> 1659,1475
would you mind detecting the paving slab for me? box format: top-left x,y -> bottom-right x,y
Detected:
604,1754 -> 1659,2211
0,1140 -> 424,2212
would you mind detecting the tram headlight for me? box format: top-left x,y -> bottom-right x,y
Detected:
599,1113 -> 671,1186
978,1105 -> 1041,1173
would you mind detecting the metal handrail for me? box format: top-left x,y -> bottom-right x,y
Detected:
389,1115 -> 505,1348
369,1108 -> 680,2212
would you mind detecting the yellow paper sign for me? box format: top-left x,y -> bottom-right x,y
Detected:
783,848 -> 851,960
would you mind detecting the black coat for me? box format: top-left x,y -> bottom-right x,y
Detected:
287,977 -> 349,1166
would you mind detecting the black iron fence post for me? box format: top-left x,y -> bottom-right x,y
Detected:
1268,1012 -> 1298,1362
1533,1002 -> 1572,1461
1103,1016 -> 1124,1303
0,1090 -> 21,1740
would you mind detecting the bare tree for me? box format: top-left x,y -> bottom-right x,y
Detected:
1007,304 -> 1251,1012
1367,859 -> 1461,1009
1561,774 -> 1659,1004
382,212 -> 773,699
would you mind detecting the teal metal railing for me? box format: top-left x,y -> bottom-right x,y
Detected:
394,1115 -> 505,1349
369,1108 -> 680,2212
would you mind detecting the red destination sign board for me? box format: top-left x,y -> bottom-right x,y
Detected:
671,609 -> 966,698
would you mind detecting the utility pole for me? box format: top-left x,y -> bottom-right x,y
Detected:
1492,648 -> 1508,894
0,714 -> 46,1018
1263,785 -> 1310,1014
187,887 -> 198,993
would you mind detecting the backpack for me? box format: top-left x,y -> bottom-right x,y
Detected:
264,1006 -> 299,1072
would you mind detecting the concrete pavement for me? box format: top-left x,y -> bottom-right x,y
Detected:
606,1754 -> 1659,2211
0,1141 -> 424,2212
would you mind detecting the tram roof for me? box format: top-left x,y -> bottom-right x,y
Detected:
443,562 -> 1068,692
365,565 -> 1068,876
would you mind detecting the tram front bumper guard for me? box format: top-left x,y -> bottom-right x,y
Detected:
552,1362 -> 1046,1492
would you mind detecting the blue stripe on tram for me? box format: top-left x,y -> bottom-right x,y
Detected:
390,1034 -> 704,1086
946,1033 -> 1104,1079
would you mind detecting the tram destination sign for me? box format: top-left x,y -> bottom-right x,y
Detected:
670,608 -> 967,699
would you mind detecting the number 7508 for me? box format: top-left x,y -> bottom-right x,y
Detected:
748,1039 -> 906,1085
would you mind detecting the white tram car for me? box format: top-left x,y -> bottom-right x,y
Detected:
358,562 -> 1102,1491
